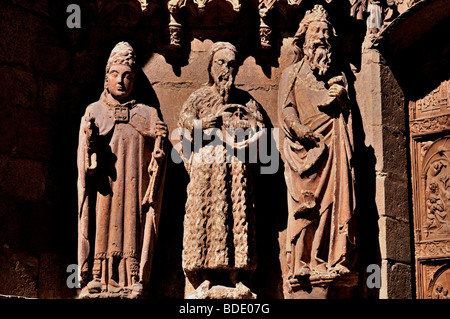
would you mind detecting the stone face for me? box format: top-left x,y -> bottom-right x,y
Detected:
76,42 -> 168,299
1,0 -> 448,300
279,5 -> 358,297
178,42 -> 265,299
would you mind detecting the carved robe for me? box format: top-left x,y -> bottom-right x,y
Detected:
178,86 -> 264,276
278,60 -> 356,277
77,91 -> 161,290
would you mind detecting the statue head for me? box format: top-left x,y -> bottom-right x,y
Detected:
104,42 -> 136,101
207,42 -> 239,104
292,5 -> 336,76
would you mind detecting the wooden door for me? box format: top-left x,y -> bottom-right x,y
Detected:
409,79 -> 450,299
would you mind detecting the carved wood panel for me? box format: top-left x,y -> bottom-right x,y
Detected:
410,79 -> 450,298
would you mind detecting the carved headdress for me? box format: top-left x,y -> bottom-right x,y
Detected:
105,41 -> 136,74
207,42 -> 239,85
292,5 -> 336,63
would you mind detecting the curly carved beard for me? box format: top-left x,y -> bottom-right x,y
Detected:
214,71 -> 234,104
303,39 -> 332,77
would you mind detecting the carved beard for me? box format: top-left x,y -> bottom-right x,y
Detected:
303,39 -> 332,77
214,71 -> 234,104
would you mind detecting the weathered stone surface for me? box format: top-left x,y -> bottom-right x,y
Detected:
0,154 -> 47,201
77,42 -> 168,299
32,43 -> 71,79
1,0 -> 448,301
279,5 -> 358,298
0,66 -> 38,109
178,41 -> 264,299
0,244 -> 39,298
378,216 -> 411,263
381,260 -> 412,299
0,2 -> 41,67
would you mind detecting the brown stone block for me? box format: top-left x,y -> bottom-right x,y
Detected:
0,244 -> 39,298
0,3 -> 39,66
0,154 -> 46,201
380,259 -> 412,299
6,0 -> 51,17
236,55 -> 281,89
72,52 -> 104,87
381,124 -> 408,176
144,52 -> 206,87
384,176 -> 411,222
380,67 -> 406,130
38,253 -> 76,299
0,66 -> 38,109
151,84 -> 196,135
15,109 -> 55,161
0,105 -> 18,154
37,78 -> 64,114
32,43 -> 71,79
378,216 -> 411,263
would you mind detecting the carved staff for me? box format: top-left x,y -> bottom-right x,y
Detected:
139,134 -> 165,284
85,117 -> 98,174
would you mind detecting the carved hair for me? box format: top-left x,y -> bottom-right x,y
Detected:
207,42 -> 239,85
292,4 -> 336,63
105,41 -> 136,74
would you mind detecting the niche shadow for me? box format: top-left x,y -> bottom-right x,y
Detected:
345,65 -> 382,299
146,144 -> 189,298
249,95 -> 288,299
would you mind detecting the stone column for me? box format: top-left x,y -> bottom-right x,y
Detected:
355,48 -> 413,298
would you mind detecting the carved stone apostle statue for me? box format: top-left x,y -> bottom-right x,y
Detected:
77,42 -> 167,299
178,42 -> 265,299
278,5 -> 357,291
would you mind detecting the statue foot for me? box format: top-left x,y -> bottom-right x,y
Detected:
130,283 -> 143,298
186,280 -> 211,299
107,280 -> 123,293
294,266 -> 311,278
235,281 -> 250,291
86,278 -> 102,293
332,265 -> 351,276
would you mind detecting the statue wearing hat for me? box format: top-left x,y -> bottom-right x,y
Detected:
278,5 -> 358,292
77,42 -> 167,298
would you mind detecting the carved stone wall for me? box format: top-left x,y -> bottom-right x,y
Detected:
0,0 -> 449,299
409,80 -> 450,299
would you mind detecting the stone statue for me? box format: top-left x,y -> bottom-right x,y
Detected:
77,42 -> 168,298
178,42 -> 265,299
278,5 -> 357,292
366,0 -> 383,37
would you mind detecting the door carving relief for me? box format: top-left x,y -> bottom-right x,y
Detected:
410,79 -> 450,298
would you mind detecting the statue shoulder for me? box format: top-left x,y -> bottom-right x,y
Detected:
280,61 -> 303,89
134,103 -> 158,115
82,101 -> 106,120
188,86 -> 213,101
181,86 -> 214,111
81,100 -> 115,135
281,61 -> 303,78
131,103 -> 161,124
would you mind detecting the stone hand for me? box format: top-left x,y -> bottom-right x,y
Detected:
328,83 -> 346,100
85,116 -> 98,151
293,123 -> 319,146
155,120 -> 168,138
202,115 -> 222,129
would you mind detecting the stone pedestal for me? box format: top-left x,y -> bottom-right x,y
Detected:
286,273 -> 359,299
185,280 -> 257,299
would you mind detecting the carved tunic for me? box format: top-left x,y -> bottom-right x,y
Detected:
278,60 -> 356,276
77,91 -> 160,287
178,86 -> 263,275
